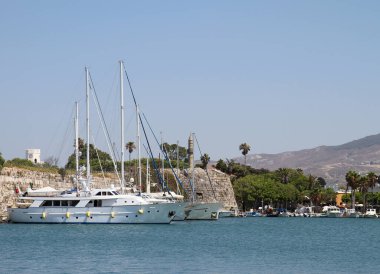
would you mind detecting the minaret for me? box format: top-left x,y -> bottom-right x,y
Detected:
188,133 -> 194,170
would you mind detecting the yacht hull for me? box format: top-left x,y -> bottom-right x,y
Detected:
185,202 -> 222,220
8,203 -> 177,224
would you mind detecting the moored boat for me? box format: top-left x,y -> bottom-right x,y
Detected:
364,208 -> 378,218
323,206 -> 343,218
8,187 -> 177,224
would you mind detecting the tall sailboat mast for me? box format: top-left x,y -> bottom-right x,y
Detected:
161,132 -> 165,189
146,157 -> 150,194
136,104 -> 142,192
85,67 -> 90,183
120,61 -> 125,193
75,101 -> 79,189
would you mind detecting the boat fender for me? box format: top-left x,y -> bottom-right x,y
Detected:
111,212 -> 115,218
86,211 -> 91,217
42,212 -> 46,219
138,208 -> 144,214
66,212 -> 70,218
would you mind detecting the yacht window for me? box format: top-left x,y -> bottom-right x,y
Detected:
70,200 -> 79,207
53,201 -> 60,206
61,201 -> 68,206
102,192 -> 107,196
93,200 -> 102,207
107,192 -> 113,196
95,192 -> 101,196
41,200 -> 52,207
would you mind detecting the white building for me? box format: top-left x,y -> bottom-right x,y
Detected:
25,149 -> 41,164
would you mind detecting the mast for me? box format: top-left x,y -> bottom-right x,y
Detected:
188,133 -> 195,202
120,61 -> 125,193
161,132 -> 164,190
146,157 -> 150,194
75,101 -> 79,190
176,140 -> 180,194
85,67 -> 90,183
136,105 -> 142,192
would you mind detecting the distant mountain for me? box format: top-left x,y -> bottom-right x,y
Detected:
235,133 -> 380,186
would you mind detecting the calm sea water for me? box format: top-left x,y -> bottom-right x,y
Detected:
1,218 -> 380,274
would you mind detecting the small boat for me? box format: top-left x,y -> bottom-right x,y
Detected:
344,208 -> 361,218
219,210 -> 237,218
364,208 -> 378,218
245,211 -> 261,217
322,206 -> 343,218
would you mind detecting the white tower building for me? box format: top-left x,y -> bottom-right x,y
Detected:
25,149 -> 41,164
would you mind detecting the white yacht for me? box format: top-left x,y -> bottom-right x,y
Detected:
323,206 -> 343,218
364,208 -> 378,218
8,66 -> 179,224
184,202 -> 222,220
8,187 -> 178,224
345,208 -> 361,218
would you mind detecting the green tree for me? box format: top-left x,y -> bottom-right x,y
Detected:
0,152 -> 5,170
360,172 -> 378,212
239,143 -> 251,165
125,141 -> 136,162
345,170 -> 361,209
215,159 -> 227,173
200,153 -> 210,169
162,143 -> 187,161
65,140 -> 113,172
275,168 -> 291,184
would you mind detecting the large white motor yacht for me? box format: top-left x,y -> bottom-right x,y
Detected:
8,187 -> 179,224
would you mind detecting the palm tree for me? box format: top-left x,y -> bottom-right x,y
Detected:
276,168 -> 291,184
125,141 -> 136,179
200,153 -> 210,169
125,141 -> 136,162
364,172 -> 378,211
345,170 -> 361,209
239,143 -> 251,165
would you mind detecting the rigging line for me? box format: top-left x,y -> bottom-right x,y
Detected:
46,101 -> 75,161
89,71 -> 119,163
92,136 -> 106,184
140,112 -> 188,195
194,134 -> 217,200
95,66 -> 118,145
122,61 -> 166,190
89,72 -> 118,162
142,144 -> 163,192
88,72 -> 121,183
140,117 -> 168,191
122,61 -> 138,106
56,104 -> 76,166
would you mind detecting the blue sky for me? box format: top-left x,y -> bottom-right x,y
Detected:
1,1 -> 380,166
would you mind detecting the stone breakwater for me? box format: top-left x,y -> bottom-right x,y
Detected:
0,167 -> 237,222
178,167 -> 238,210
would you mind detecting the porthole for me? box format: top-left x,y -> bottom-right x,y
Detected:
135,215 -> 138,217
30,216 -> 32,219
76,217 -> 78,219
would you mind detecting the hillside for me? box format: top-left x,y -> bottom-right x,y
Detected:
236,133 -> 380,186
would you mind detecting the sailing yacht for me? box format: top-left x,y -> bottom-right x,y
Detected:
8,67 -> 179,224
